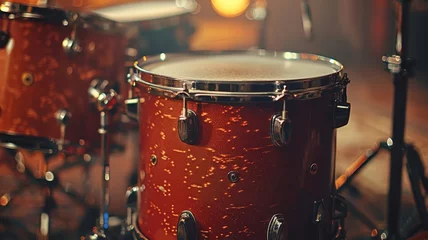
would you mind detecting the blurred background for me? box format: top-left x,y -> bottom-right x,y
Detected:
0,0 -> 428,239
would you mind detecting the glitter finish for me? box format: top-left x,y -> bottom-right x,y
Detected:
137,91 -> 338,239
0,17 -> 126,151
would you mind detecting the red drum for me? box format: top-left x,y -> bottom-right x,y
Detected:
0,2 -> 126,153
126,51 -> 351,240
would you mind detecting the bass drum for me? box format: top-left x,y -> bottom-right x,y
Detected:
127,50 -> 351,240
0,2 -> 126,154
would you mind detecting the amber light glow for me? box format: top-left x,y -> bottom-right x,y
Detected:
211,0 -> 251,18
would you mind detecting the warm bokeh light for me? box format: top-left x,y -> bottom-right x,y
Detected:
211,0 -> 251,18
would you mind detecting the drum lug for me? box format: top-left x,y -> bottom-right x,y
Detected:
125,98 -> 140,122
177,210 -> 198,240
331,194 -> 347,240
178,91 -> 199,145
267,214 -> 286,240
125,186 -> 139,226
125,70 -> 140,122
334,102 -> 350,129
270,100 -> 292,147
178,110 -> 199,145
0,31 -> 10,49
334,74 -> 351,129
312,200 -> 326,223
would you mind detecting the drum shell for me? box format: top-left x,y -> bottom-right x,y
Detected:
0,17 -> 126,150
136,91 -> 338,239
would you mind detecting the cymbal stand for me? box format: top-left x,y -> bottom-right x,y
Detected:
335,0 -> 428,239
86,89 -> 118,239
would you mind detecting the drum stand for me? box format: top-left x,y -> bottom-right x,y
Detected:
86,89 -> 118,240
335,0 -> 428,239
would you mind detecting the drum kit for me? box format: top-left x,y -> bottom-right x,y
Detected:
0,0 -> 426,240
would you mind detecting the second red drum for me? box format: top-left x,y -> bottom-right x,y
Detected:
127,50 -> 351,240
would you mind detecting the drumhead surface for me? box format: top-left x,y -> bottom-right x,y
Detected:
92,1 -> 191,23
139,53 -> 341,81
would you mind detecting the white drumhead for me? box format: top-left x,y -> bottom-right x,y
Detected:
92,1 -> 191,23
143,54 -> 340,81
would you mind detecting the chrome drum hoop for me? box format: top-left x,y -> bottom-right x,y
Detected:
130,50 -> 349,103
0,1 -> 122,33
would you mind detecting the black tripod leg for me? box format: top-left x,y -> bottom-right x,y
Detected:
336,142 -> 389,192
345,199 -> 379,231
405,144 -> 428,230
406,145 -> 428,193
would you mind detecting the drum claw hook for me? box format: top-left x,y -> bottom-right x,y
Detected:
273,85 -> 290,102
171,83 -> 192,99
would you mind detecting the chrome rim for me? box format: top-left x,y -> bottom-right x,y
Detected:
0,1 -> 123,33
131,50 -> 347,103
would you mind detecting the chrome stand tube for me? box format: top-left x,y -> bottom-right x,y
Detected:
99,111 -> 110,236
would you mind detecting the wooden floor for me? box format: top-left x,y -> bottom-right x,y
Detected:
1,6 -> 428,239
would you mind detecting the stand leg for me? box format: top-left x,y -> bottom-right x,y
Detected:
336,142 -> 390,192
406,145 -> 428,230
387,0 -> 411,237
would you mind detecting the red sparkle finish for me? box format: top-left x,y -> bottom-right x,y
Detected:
137,90 -> 338,240
0,17 -> 126,150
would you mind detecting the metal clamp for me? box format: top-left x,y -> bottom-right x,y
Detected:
382,55 -> 402,74
88,79 -> 118,112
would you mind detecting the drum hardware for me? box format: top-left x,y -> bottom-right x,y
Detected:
310,163 -> 318,175
62,13 -> 82,55
0,30 -> 9,48
331,195 -> 347,240
267,214 -> 286,240
21,72 -> 34,86
313,200 -> 326,223
177,84 -> 199,145
270,86 -> 292,147
335,0 -> 428,238
150,154 -> 157,166
124,69 -> 142,122
121,186 -> 148,240
227,171 -> 240,183
177,210 -> 198,240
86,88 -> 118,240
0,134 -> 58,154
132,51 -> 348,103
55,109 -> 72,151
333,74 -> 351,129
